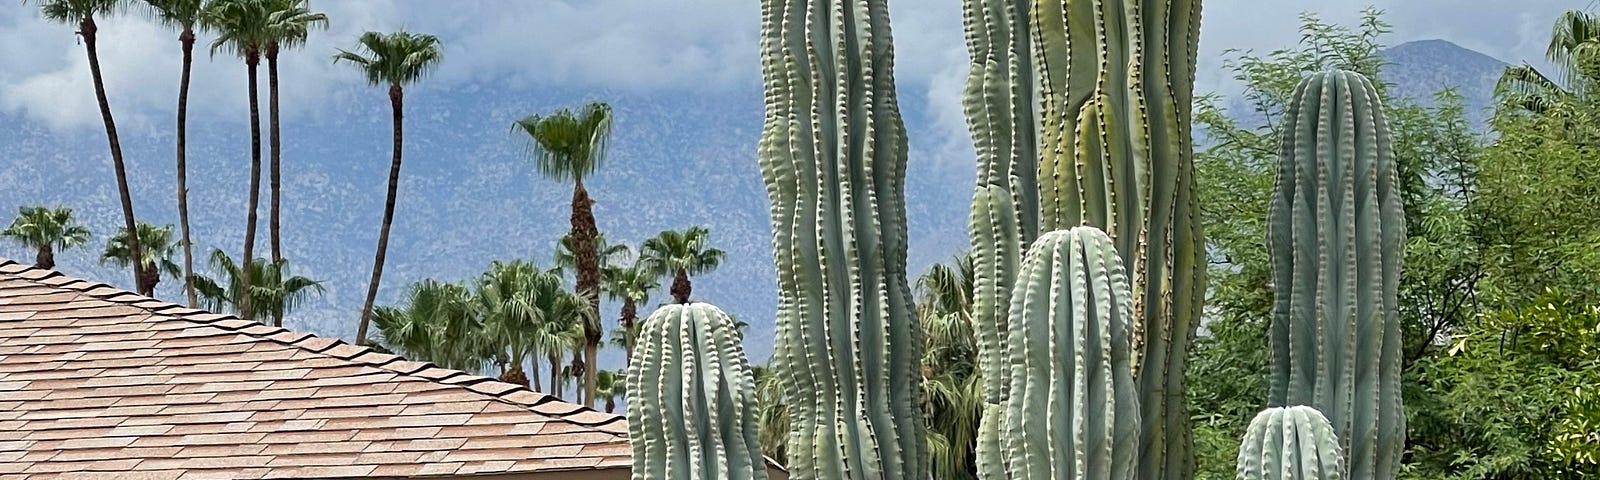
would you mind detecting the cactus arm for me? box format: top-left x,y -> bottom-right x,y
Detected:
757,0 -> 927,478
628,303 -> 768,480
1267,70 -> 1405,480
1236,406 -> 1346,480
994,227 -> 1140,480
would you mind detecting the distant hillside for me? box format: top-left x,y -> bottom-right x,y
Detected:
1380,39 -> 1509,126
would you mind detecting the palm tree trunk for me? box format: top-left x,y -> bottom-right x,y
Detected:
671,268 -> 691,304
548,353 -> 562,400
266,43 -> 283,264
177,27 -> 198,308
531,352 -> 543,393
137,263 -> 160,297
240,51 -> 263,321
81,15 -> 141,292
621,298 -> 637,368
571,180 -> 600,405
356,84 -> 404,346
605,397 -> 616,414
36,244 -> 54,270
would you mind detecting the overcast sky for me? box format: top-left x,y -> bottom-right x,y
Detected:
0,1 -> 1580,133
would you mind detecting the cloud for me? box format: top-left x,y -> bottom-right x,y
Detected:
0,0 -> 1579,132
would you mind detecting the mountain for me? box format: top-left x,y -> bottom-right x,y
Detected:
0,39 -> 1510,373
1380,39 -> 1510,126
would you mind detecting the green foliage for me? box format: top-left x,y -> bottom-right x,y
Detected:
1236,406 -> 1346,480
2,205 -> 91,268
101,221 -> 183,280
510,102 -> 613,183
627,302 -> 767,480
331,30 -> 444,87
754,0 -> 926,478
191,248 -> 323,328
640,226 -> 726,281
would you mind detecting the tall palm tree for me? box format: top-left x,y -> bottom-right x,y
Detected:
512,102 -> 613,404
206,0 -> 270,321
191,248 -> 323,327
1498,10 -> 1600,114
603,258 -> 658,367
31,0 -> 142,289
261,0 -> 326,263
640,225 -> 726,304
2,206 -> 91,270
595,369 -> 626,413
145,0 -> 206,308
101,222 -> 182,297
335,31 -> 444,346
370,279 -> 483,373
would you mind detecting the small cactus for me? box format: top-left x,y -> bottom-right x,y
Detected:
1236,406 -> 1346,480
1267,70 -> 1406,480
627,303 -> 767,480
991,226 -> 1140,480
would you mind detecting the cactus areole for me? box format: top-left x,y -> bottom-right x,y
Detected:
627,302 -> 767,480
755,0 -> 927,478
1267,70 -> 1406,480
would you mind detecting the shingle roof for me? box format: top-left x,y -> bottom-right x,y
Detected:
0,257 -> 632,479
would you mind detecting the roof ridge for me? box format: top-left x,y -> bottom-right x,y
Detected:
0,256 -> 628,437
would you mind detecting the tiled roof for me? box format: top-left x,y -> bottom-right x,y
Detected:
0,257 -> 632,479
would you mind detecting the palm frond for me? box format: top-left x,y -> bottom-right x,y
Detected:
511,102 -> 612,182
333,30 -> 442,87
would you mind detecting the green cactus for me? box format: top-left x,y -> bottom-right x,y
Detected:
1236,406 -> 1346,480
755,0 -> 927,478
627,302 -> 767,480
1266,70 -> 1406,480
989,226 -> 1139,480
961,0 -> 1206,478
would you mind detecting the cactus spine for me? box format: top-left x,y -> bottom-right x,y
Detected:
961,0 -> 1205,478
1266,70 -> 1405,480
990,226 -> 1140,480
627,303 -> 767,480
1236,406 -> 1347,480
756,0 -> 926,478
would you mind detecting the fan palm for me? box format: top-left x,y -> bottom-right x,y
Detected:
533,291 -> 589,400
640,225 -> 726,304
512,101 -> 613,404
333,30 -> 443,346
554,232 -> 629,275
603,258 -> 658,367
1498,10 -> 1600,114
2,206 -> 91,270
144,0 -> 206,307
205,0 -> 272,321
101,222 -> 182,297
595,369 -> 626,413
30,0 -> 141,289
190,248 -> 323,328
261,0 -> 326,263
913,253 -> 981,479
370,279 -> 483,373
476,259 -> 565,388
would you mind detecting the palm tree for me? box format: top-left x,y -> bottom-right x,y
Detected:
144,0 -> 206,308
370,279 -> 483,373
913,253 -> 980,480
553,232 -> 629,275
261,0 -> 326,263
206,0 -> 270,321
334,31 -> 444,346
190,248 -> 323,327
512,102 -> 613,404
595,369 -> 626,413
31,0 -> 142,289
477,259 -> 565,388
101,222 -> 182,297
532,291 -> 588,400
640,225 -> 726,304
603,258 -> 658,367
1498,10 -> 1600,114
2,206 -> 91,270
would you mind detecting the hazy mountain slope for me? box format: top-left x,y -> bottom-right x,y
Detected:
1380,39 -> 1508,126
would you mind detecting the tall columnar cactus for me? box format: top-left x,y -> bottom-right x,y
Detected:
990,226 -> 1140,480
755,0 -> 927,478
1236,406 -> 1347,480
1266,70 -> 1405,480
628,303 -> 768,480
961,0 -> 1206,478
